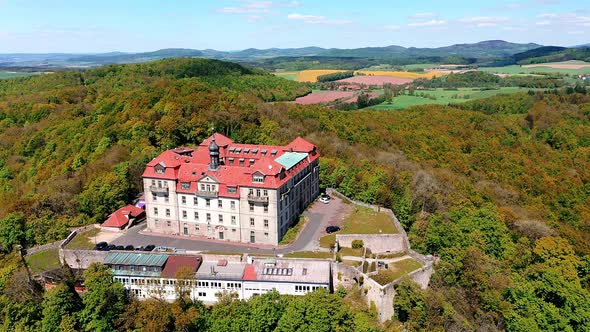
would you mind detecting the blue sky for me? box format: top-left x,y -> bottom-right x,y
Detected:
0,0 -> 588,53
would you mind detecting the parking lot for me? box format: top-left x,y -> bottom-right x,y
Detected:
105,195 -> 352,255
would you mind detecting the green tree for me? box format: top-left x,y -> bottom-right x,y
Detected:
41,283 -> 82,332
0,213 -> 26,251
78,263 -> 127,332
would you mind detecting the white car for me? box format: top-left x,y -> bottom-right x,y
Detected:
319,195 -> 331,204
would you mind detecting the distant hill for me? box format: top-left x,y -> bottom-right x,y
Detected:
507,46 -> 590,65
0,40 -> 545,69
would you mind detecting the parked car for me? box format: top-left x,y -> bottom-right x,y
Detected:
319,195 -> 331,204
325,226 -> 340,234
94,242 -> 108,251
135,246 -> 144,251
143,245 -> 156,252
105,244 -> 117,251
124,245 -> 135,251
115,245 -> 125,251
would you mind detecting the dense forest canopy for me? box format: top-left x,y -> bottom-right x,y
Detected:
0,58 -> 588,331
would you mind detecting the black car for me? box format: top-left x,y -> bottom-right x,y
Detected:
115,245 -> 125,251
94,242 -> 108,250
143,245 -> 156,252
124,245 -> 135,251
105,244 -> 117,251
326,226 -> 341,234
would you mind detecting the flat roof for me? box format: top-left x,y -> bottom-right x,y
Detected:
275,152 -> 308,170
245,258 -> 330,284
104,252 -> 169,267
196,261 -> 246,281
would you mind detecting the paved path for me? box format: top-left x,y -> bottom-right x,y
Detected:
111,196 -> 351,255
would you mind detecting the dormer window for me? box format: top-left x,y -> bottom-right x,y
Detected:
253,174 -> 265,183
155,164 -> 165,174
181,182 -> 190,190
244,148 -> 250,154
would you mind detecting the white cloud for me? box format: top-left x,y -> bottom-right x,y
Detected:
535,13 -> 590,27
216,1 -> 299,15
408,20 -> 447,27
458,16 -> 509,28
409,12 -> 437,19
287,13 -> 352,25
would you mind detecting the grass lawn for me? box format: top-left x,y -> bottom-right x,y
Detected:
283,251 -> 333,259
342,259 -> 362,267
65,228 -> 100,250
319,234 -> 336,249
371,258 -> 423,286
369,87 -> 533,110
279,216 -> 307,245
26,249 -> 61,274
338,247 -> 364,257
341,207 -> 397,234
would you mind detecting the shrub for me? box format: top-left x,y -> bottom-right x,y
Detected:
352,240 -> 364,249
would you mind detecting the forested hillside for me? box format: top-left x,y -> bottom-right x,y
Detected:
0,58 -> 589,330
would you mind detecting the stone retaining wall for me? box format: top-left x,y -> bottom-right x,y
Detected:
335,234 -> 407,254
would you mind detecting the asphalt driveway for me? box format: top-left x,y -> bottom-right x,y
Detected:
111,195 -> 351,255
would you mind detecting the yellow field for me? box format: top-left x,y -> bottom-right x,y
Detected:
355,70 -> 446,79
295,70 -> 346,82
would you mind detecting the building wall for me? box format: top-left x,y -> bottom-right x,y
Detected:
113,275 -> 328,305
143,159 -> 320,245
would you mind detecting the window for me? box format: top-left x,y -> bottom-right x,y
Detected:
229,158 -> 234,165
218,200 -> 223,208
198,292 -> 206,297
193,196 -> 198,205
152,180 -> 156,186
250,218 -> 255,227
264,219 -> 269,228
154,207 -> 158,216
239,159 -> 245,166
263,189 -> 268,196
194,212 -> 199,220
195,224 -> 200,231
228,187 -> 237,194
166,209 -> 170,217
218,215 -> 223,224
253,174 -> 264,183
181,183 -> 190,190
231,201 -> 236,210
206,199 -> 210,207
155,167 -> 164,174
201,184 -> 205,191
152,194 -> 156,201
207,213 -> 211,222
165,196 -> 169,203
264,205 -> 269,213
249,203 -> 254,212
167,220 -> 171,227
181,196 -> 186,204
182,210 -> 187,219
256,189 -> 261,196
231,216 -> 236,225
264,232 -> 269,238
232,228 -> 236,232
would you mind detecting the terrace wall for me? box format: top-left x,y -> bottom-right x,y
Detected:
335,234 -> 407,254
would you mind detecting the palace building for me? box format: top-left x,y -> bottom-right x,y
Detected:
142,133 -> 320,245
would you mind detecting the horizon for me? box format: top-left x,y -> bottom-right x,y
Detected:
0,0 -> 589,53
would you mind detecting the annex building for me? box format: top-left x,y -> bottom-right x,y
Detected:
142,133 -> 320,245
105,252 -> 331,303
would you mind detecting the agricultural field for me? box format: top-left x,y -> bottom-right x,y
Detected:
370,87 -> 533,110
294,91 -> 355,104
295,69 -> 346,82
273,71 -> 299,80
522,60 -> 590,70
356,70 -> 445,79
0,70 -> 38,79
480,63 -> 590,75
336,75 -> 413,86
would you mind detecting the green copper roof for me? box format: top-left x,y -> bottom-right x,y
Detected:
104,252 -> 169,267
275,152 -> 308,170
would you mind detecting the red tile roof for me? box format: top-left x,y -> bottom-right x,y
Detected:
161,255 -> 203,278
242,264 -> 257,281
102,205 -> 145,228
143,133 -> 320,195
